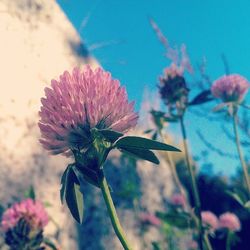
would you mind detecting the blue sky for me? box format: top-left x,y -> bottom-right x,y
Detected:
57,0 -> 250,175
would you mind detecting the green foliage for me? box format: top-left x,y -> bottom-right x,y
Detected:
152,241 -> 162,250
43,238 -> 58,250
156,210 -> 195,230
120,147 -> 160,164
24,186 -> 36,200
96,129 -> 123,143
65,167 -> 84,224
226,189 -> 250,210
60,164 -> 84,224
189,90 -> 214,106
115,136 -> 181,152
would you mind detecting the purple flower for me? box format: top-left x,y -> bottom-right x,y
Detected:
139,212 -> 161,227
39,66 -> 138,155
201,211 -> 218,232
169,193 -> 186,207
211,74 -> 249,103
159,63 -> 189,112
1,198 -> 49,232
218,212 -> 241,232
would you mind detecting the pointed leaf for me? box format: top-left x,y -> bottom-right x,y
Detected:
244,200 -> 250,209
60,164 -> 73,204
189,90 -> 214,106
226,190 -> 246,206
152,242 -> 162,250
156,211 -> 195,229
97,129 -> 123,142
144,129 -> 154,134
152,132 -> 158,140
24,186 -> 36,200
43,238 -> 58,250
115,136 -> 181,152
163,116 -> 179,123
65,168 -> 84,224
120,147 -> 160,164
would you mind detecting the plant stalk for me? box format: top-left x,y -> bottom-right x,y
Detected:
233,111 -> 250,196
158,129 -> 187,198
180,115 -> 204,250
99,172 -> 132,250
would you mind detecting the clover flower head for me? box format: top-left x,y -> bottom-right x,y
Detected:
1,198 -> 49,232
201,211 -> 218,232
211,74 -> 249,103
170,193 -> 186,207
218,212 -> 241,232
39,66 -> 138,155
139,212 -> 161,227
159,63 -> 189,110
163,63 -> 183,80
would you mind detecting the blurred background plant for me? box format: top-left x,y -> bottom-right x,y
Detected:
0,187 -> 60,250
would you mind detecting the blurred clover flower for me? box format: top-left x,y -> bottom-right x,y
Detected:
1,198 -> 49,250
1,198 -> 48,232
39,66 -> 138,156
158,63 -> 189,115
201,211 -> 218,232
170,193 -> 186,208
139,212 -> 161,227
211,74 -> 249,104
218,212 -> 241,232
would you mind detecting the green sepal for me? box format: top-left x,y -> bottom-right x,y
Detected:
24,186 -> 36,200
115,136 -> 181,152
65,168 -> 84,224
96,129 -> 123,143
120,147 -> 160,165
156,211 -> 195,229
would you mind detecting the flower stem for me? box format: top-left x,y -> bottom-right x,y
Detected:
204,234 -> 213,250
99,172 -> 133,250
179,115 -> 204,250
233,111 -> 250,196
158,129 -> 187,198
226,231 -> 232,250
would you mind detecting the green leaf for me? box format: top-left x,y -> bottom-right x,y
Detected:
24,186 -> 36,200
43,238 -> 58,250
226,190 -> 247,206
163,116 -> 179,123
152,242 -> 162,250
152,131 -> 158,140
65,168 -> 84,224
60,164 -> 73,204
97,129 -> 123,142
244,200 -> 250,209
120,147 -> 160,164
156,211 -> 195,229
189,90 -> 214,106
144,129 -> 154,134
115,136 -> 181,152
